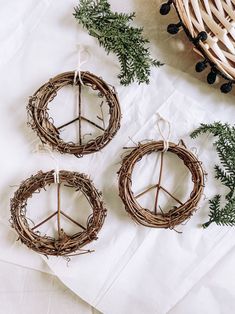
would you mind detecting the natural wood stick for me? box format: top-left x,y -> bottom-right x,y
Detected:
57,183 -> 61,237
61,210 -> 86,230
78,83 -> 82,145
32,211 -> 57,230
154,152 -> 164,213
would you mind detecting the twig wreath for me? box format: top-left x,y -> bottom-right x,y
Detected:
10,170 -> 106,256
118,141 -> 205,228
160,0 -> 235,93
27,71 -> 121,157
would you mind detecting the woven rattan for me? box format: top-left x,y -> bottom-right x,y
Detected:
10,170 -> 106,256
27,71 -> 121,156
160,0 -> 235,92
118,141 -> 205,228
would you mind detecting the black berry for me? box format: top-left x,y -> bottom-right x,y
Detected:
167,23 -> 179,34
195,61 -> 207,72
220,82 -> 233,93
197,31 -> 207,42
207,71 -> 217,84
160,3 -> 171,15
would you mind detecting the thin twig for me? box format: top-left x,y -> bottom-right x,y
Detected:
57,183 -> 61,237
61,210 -> 86,230
99,101 -> 106,129
32,211 -> 57,230
57,116 -> 80,130
57,116 -> 105,132
154,152 -> 164,213
136,183 -> 183,206
135,184 -> 158,199
78,83 -> 82,145
160,186 -> 183,205
81,116 -> 105,131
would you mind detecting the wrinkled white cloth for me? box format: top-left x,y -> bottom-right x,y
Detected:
0,260 -> 99,314
0,0 -> 235,313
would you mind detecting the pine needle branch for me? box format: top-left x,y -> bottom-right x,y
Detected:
73,0 -> 163,86
191,122 -> 235,228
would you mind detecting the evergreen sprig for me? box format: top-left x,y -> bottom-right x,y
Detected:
191,122 -> 235,228
74,0 -> 162,85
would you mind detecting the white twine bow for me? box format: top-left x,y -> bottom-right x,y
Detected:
73,44 -> 90,86
155,113 -> 171,152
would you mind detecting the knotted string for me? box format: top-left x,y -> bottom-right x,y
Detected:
33,143 -> 60,184
155,113 -> 171,152
73,45 -> 90,144
73,44 -> 90,86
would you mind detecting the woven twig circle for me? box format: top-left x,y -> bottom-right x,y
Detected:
160,0 -> 235,93
27,71 -> 121,156
118,141 -> 205,228
10,170 -> 106,256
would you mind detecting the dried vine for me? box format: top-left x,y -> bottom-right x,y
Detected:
27,71 -> 121,157
118,141 -> 205,228
10,170 -> 107,256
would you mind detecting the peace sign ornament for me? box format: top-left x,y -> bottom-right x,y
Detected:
118,141 -> 205,228
27,71 -> 121,156
10,170 -> 106,256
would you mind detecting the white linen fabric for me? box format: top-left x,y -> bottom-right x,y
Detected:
0,261 -> 100,314
0,0 -> 235,313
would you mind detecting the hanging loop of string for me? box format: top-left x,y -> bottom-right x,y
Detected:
46,146 -> 60,184
73,44 -> 90,86
53,164 -> 60,184
155,113 -> 171,152
73,44 -> 90,144
33,143 -> 60,183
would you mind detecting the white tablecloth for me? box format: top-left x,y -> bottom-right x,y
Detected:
0,1 -> 235,313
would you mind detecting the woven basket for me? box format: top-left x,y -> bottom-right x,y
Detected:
160,0 -> 235,93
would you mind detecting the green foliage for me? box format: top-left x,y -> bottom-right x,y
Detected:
74,0 -> 162,85
191,122 -> 235,228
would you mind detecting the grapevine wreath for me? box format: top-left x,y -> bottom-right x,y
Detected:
10,170 -> 106,256
27,71 -> 121,156
160,0 -> 235,93
118,140 -> 205,228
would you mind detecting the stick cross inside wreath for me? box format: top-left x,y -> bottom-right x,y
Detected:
27,70 -> 121,157
118,115 -> 205,229
10,170 -> 107,256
